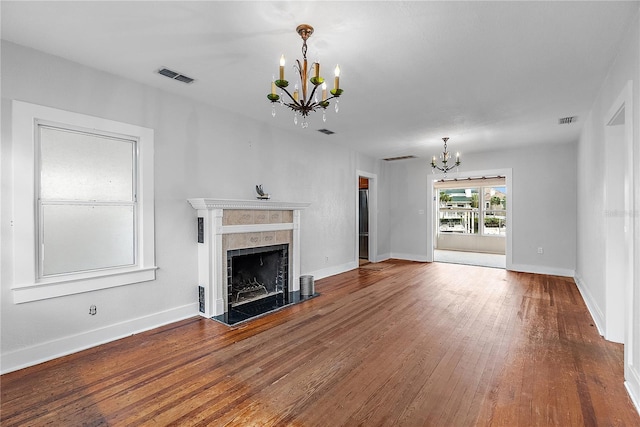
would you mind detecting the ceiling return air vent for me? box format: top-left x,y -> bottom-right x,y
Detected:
558,116 -> 577,124
383,155 -> 416,161
317,129 -> 335,135
157,67 -> 195,84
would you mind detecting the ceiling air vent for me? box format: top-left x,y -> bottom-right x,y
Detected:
558,116 -> 577,124
383,155 -> 416,161
317,129 -> 335,135
157,67 -> 195,84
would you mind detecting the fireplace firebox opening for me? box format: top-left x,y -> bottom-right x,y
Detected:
227,244 -> 289,308
224,244 -> 291,322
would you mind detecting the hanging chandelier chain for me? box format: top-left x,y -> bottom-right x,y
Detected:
298,24 -> 312,59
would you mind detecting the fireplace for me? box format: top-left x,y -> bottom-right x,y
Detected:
188,198 -> 310,323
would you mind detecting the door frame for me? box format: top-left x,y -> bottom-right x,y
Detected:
604,81 -> 635,370
426,167 -> 513,270
356,170 -> 377,263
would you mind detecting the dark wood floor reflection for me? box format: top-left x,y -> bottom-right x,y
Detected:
2,260 -> 638,426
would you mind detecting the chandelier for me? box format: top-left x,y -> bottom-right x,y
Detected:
431,137 -> 461,173
267,24 -> 343,127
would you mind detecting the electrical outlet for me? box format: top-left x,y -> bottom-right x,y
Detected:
537,247 -> 543,254
325,256 -> 329,263
89,305 -> 97,315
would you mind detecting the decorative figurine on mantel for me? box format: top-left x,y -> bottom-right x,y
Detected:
256,185 -> 271,200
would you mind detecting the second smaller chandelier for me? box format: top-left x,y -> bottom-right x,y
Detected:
267,24 -> 343,128
431,137 -> 461,174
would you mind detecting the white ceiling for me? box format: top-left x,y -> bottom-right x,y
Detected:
2,1 -> 638,159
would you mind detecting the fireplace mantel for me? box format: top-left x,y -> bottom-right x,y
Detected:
188,198 -> 310,211
188,198 -> 310,318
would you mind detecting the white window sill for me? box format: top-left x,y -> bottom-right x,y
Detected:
12,267 -> 158,303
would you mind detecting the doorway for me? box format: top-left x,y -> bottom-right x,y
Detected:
433,176 -> 506,269
603,81 -> 634,345
359,177 -> 369,263
426,168 -> 513,270
356,170 -> 377,265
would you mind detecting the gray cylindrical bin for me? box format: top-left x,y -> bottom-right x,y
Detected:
300,275 -> 315,296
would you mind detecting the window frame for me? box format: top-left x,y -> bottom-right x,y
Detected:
11,101 -> 157,303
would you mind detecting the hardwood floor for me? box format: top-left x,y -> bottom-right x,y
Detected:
2,260 -> 639,426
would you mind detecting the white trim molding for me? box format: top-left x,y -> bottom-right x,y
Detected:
573,273 -> 605,336
11,101 -> 157,303
188,198 -> 310,211
508,263 -> 575,278
390,252 -> 428,263
307,260 -> 359,281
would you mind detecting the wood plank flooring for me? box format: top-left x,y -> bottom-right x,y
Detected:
2,260 -> 639,426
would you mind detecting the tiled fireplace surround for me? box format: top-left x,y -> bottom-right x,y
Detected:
188,199 -> 310,317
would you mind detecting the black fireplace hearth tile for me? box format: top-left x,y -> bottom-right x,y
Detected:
211,291 -> 319,326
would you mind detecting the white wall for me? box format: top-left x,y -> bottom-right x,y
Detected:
387,159 -> 431,261
388,143 -> 577,276
575,8 -> 640,410
0,41 -> 387,373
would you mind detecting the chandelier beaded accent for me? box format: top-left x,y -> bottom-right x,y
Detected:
431,137 -> 461,174
267,24 -> 343,128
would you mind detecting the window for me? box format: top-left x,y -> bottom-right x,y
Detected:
482,186 -> 506,236
38,124 -> 138,276
436,179 -> 506,237
12,101 -> 156,303
438,188 -> 479,234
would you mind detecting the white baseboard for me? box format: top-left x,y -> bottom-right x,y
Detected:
307,255 -> 427,282
573,273 -> 605,336
575,274 -> 639,417
626,377 -> 640,416
372,253 -> 391,263
306,260 -> 358,281
508,263 -> 574,278
0,303 -> 197,374
389,252 -> 428,263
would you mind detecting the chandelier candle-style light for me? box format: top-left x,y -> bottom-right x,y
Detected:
267,24 -> 343,127
431,137 -> 461,173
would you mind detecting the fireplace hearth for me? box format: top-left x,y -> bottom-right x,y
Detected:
215,291 -> 315,325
